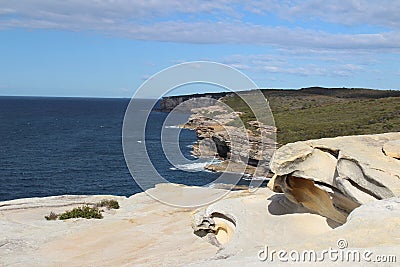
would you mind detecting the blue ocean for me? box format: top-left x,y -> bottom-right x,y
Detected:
0,97 -> 237,201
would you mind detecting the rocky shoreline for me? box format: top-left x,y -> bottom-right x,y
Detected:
180,101 -> 277,179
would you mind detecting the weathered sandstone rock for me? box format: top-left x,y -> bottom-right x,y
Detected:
384,140 -> 400,159
1,183 -> 399,266
183,104 -> 277,177
189,197 -> 400,267
268,132 -> 400,224
0,186 -> 219,266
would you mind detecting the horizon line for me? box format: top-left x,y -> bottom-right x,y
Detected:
1,86 -> 399,99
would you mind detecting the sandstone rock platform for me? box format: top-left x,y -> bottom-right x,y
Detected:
1,182 -> 399,266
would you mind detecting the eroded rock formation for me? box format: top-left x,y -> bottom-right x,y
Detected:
183,104 -> 277,177
268,132 -> 400,224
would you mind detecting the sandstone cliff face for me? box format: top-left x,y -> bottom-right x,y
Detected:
268,132 -> 400,224
159,91 -> 277,178
182,104 -> 277,177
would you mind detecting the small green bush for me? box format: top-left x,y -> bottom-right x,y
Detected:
95,199 -> 120,210
58,205 -> 103,220
45,199 -> 120,221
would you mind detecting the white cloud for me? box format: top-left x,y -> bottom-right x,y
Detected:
221,53 -> 367,77
0,0 -> 237,22
1,0 -> 400,51
246,0 -> 400,29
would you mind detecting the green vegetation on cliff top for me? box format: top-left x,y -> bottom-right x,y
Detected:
221,87 -> 400,145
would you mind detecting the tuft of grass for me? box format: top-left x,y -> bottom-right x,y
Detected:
58,205 -> 103,220
95,199 -> 120,210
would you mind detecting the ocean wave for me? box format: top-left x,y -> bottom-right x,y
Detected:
207,183 -> 249,190
169,160 -> 220,172
169,162 -> 209,171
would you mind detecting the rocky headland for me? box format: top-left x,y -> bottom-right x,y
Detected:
1,133 -> 399,266
159,90 -> 279,178
181,103 -> 277,178
159,87 -> 400,178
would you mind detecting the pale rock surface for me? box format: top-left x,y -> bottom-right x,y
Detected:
1,183 -> 399,266
0,185 -> 219,266
189,197 -> 400,267
268,132 -> 400,224
1,184 -> 334,266
384,140 -> 400,159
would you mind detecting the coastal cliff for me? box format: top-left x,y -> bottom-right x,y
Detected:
160,87 -> 400,178
158,91 -> 274,177
182,103 -> 276,177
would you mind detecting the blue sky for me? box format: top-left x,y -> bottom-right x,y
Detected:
0,0 -> 399,98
